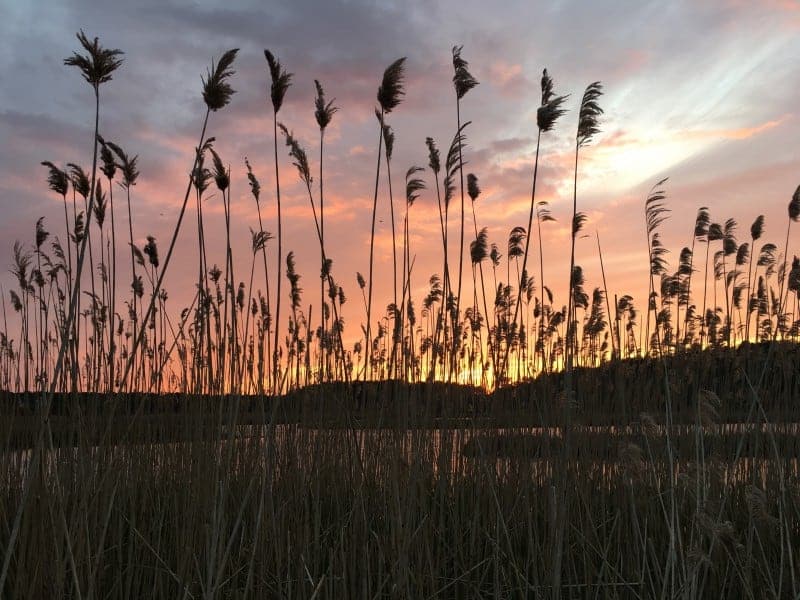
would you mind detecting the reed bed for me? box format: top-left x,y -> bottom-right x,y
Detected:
0,30 -> 799,599
1,34 -> 798,396
1,388 -> 799,598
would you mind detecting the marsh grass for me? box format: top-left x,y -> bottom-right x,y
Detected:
1,31 -> 799,599
1,352 -> 799,598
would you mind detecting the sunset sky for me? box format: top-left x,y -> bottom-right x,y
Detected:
1,0 -> 798,352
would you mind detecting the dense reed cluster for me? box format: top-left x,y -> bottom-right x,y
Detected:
2,35 -> 799,395
1,345 -> 799,598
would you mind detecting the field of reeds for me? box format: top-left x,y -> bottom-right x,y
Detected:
0,31 -> 799,598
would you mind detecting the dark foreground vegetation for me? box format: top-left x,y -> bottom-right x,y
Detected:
3,341 -> 799,442
2,342 -> 799,598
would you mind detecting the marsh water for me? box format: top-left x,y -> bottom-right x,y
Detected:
5,422 -> 797,492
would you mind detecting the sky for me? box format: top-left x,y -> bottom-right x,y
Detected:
0,0 -> 798,354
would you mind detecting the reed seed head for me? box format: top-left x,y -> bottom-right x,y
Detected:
789,184 -> 800,221
67,163 -> 90,199
202,49 -> 239,112
788,256 -> 800,294
278,123 -> 312,188
245,157 -> 260,203
452,45 -> 478,100
41,161 -> 69,197
97,135 -> 117,180
750,214 -> 765,241
467,173 -> 480,202
425,137 -> 440,174
405,166 -> 425,207
143,235 -> 159,268
105,141 -> 139,188
694,207 -> 711,239
63,30 -> 124,92
381,120 -> 395,162
35,217 -> 49,250
208,147 -> 229,192
314,79 -> 338,131
93,180 -> 107,228
470,227 -> 489,265
577,81 -> 603,147
377,57 -> 406,114
264,50 -> 292,114
537,69 -> 569,132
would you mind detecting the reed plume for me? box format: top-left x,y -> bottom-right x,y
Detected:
96,136 -> 119,388
63,30 -> 123,92
202,49 -> 239,111
264,49 -> 293,392
121,48 -> 238,393
744,215 -> 765,342
425,136 -> 450,378
451,47 -> 478,374
403,166 -> 426,338
451,45 -> 478,100
314,80 -> 338,379
41,161 -> 73,321
59,32 -> 124,393
777,185 -> 800,331
366,57 -> 406,380
557,80 -> 602,594
566,81 -> 603,370
512,68 -> 568,374
377,57 -> 407,112
645,178 -> 670,352
466,173 -> 492,377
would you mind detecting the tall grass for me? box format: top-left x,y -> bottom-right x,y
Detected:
0,34 -> 797,396
2,344 -> 800,597
0,32 -> 799,597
